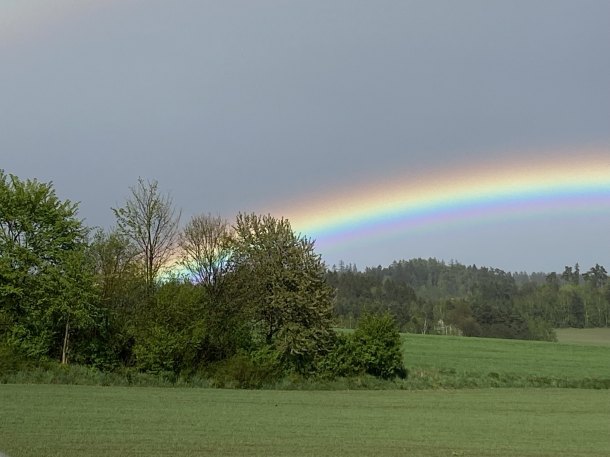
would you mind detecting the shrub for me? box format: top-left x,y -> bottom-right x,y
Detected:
354,313 -> 408,379
317,333 -> 364,378
209,347 -> 283,388
320,313 -> 408,380
132,324 -> 184,374
0,343 -> 32,373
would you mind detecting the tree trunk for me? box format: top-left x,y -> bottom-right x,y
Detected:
61,318 -> 70,365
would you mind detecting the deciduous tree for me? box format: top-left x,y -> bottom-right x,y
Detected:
0,170 -> 97,362
230,213 -> 335,373
112,178 -> 180,291
179,214 -> 232,289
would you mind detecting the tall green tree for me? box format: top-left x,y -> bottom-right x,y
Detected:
88,229 -> 145,367
230,213 -> 335,373
0,170 -> 98,362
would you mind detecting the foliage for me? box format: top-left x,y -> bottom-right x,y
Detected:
4,170 -> 610,388
0,170 -> 99,363
320,313 -> 407,380
328,259 -> 610,341
86,229 -> 146,368
353,313 -> 407,379
208,347 -> 283,388
131,279 -> 205,373
230,213 -> 336,374
317,333 -> 364,378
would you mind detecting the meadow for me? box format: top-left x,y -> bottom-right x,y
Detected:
400,331 -> 610,388
1,384 -> 610,457
555,327 -> 610,346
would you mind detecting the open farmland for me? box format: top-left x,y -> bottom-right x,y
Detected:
555,328 -> 610,346
400,332 -> 610,388
1,384 -> 610,457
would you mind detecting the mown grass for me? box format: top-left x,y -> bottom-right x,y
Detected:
1,384 -> 609,457
555,327 -> 610,346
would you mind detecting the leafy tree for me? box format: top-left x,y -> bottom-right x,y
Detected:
112,178 -> 180,292
89,229 -> 140,302
230,213 -> 335,373
131,279 -> 204,374
0,170 -> 98,362
88,229 -> 145,367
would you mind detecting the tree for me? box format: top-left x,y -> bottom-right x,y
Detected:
131,278 -> 205,374
43,248 -> 99,364
179,214 -> 232,289
89,228 -> 140,305
562,264 -> 580,286
230,213 -> 335,373
88,228 -> 145,367
583,264 -> 607,289
112,178 -> 180,291
0,170 -> 98,362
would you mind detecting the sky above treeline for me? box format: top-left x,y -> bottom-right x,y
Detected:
2,1 -> 610,273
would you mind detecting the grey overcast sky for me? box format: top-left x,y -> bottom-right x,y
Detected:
2,0 -> 610,273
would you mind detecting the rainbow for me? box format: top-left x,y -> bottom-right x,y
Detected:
274,148 -> 610,251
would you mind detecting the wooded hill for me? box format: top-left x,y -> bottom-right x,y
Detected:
328,258 -> 609,340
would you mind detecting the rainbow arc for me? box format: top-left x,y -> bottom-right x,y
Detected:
275,150 -> 610,249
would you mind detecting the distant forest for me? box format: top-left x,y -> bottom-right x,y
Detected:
328,259 -> 609,341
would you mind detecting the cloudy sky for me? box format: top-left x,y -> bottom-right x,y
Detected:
2,0 -> 610,273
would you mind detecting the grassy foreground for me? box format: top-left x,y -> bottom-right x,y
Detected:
1,384 -> 610,457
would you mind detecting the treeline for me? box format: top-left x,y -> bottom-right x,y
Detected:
0,171 -> 405,386
4,170 -> 608,386
328,258 -> 610,341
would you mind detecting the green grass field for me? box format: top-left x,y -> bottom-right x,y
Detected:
400,332 -> 610,388
1,384 -> 609,457
555,327 -> 610,346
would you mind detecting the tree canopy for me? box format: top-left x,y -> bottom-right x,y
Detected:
0,170 -> 97,363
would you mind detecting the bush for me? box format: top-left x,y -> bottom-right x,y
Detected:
320,313 -> 408,380
209,347 -> 283,388
354,313 -> 408,379
132,324 -> 184,374
317,333 -> 364,378
0,343 -> 32,373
